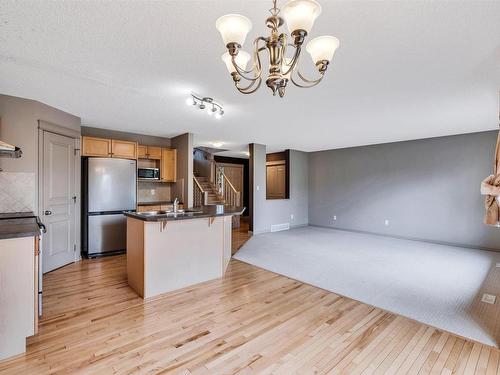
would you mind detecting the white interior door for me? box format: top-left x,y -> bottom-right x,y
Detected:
42,131 -> 76,273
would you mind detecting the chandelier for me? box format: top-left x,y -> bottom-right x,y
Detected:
216,0 -> 339,97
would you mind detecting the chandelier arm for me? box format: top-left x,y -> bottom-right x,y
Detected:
230,37 -> 266,81
281,44 -> 302,76
278,33 -> 287,67
290,71 -> 325,88
236,77 -> 262,94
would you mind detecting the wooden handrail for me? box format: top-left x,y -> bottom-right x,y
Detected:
222,173 -> 238,193
193,176 -> 208,206
193,176 -> 205,192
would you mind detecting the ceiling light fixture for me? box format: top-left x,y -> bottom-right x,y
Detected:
216,0 -> 339,97
188,93 -> 224,119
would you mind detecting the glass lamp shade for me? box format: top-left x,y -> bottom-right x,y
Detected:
221,51 -> 251,73
282,0 -> 322,34
306,36 -> 339,64
216,14 -> 252,46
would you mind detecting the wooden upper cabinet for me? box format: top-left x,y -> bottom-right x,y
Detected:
138,145 -> 148,159
81,136 -> 137,159
82,136 -> 111,157
138,145 -> 162,160
111,140 -> 137,159
147,146 -> 162,160
161,148 -> 177,182
266,163 -> 286,199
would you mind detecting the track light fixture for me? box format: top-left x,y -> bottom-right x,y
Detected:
187,93 -> 224,119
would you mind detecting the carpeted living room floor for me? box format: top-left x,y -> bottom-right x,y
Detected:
234,226 -> 500,348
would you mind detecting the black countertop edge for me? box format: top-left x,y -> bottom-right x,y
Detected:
0,218 -> 42,240
124,206 -> 246,222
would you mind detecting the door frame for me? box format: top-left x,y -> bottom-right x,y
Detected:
37,120 -> 81,265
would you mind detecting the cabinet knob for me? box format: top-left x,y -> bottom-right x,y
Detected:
44,210 -> 52,216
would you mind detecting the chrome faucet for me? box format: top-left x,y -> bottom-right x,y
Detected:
173,198 -> 179,213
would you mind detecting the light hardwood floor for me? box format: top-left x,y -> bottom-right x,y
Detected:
232,217 -> 251,255
1,246 -> 499,373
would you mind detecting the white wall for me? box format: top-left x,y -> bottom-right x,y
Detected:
251,144 -> 308,234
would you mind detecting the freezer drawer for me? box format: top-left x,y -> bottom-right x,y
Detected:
88,214 -> 127,255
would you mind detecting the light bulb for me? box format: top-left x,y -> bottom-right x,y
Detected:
199,102 -> 206,110
207,106 -> 215,115
186,97 -> 194,106
215,112 -> 222,120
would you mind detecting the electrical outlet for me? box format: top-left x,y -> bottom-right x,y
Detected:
481,293 -> 496,305
290,214 -> 294,220
384,219 -> 389,226
333,215 -> 337,221
256,185 -> 260,191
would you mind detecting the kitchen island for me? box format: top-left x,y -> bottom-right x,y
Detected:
124,206 -> 245,299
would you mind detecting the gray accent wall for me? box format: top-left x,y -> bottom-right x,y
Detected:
308,130 -> 500,251
251,144 -> 309,234
171,133 -> 193,208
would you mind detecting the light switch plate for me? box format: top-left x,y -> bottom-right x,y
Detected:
481,293 -> 496,305
496,263 -> 500,268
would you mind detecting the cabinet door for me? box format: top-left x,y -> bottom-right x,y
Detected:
275,165 -> 286,199
147,146 -> 162,160
161,148 -> 177,182
160,204 -> 173,211
111,140 -> 138,159
138,145 -> 148,159
266,165 -> 276,198
82,136 -> 111,157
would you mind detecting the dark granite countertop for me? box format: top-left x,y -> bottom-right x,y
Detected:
124,206 -> 245,222
0,212 -> 42,240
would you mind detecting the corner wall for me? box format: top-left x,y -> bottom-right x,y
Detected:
308,130 -> 500,251
250,144 -> 309,234
171,133 -> 193,207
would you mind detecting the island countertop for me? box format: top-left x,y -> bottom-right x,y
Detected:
124,205 -> 245,222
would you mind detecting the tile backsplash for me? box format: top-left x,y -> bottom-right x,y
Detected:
138,181 -> 171,203
0,172 -> 35,213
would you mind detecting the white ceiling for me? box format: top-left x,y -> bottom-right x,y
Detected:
0,1 -> 499,155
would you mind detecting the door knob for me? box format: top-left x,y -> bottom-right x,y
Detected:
44,210 -> 52,216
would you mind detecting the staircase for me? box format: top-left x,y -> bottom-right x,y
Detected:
195,177 -> 224,205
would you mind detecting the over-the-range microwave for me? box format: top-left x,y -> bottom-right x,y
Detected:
138,167 -> 160,180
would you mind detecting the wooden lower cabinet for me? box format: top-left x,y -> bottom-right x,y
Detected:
0,236 -> 37,361
161,149 -> 177,182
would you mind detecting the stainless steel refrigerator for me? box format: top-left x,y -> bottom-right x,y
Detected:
82,157 -> 136,257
